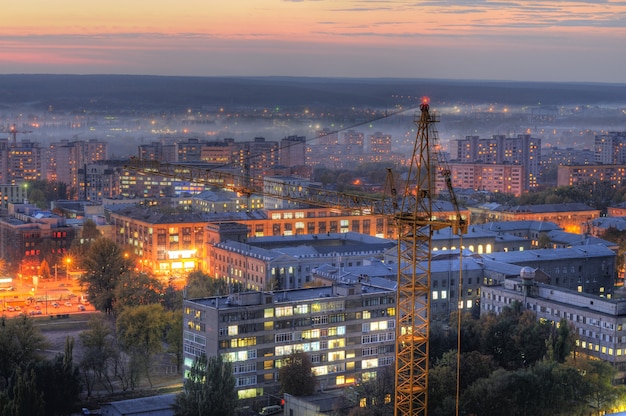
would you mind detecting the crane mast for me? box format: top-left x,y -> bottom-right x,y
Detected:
394,99 -> 464,416
125,98 -> 466,416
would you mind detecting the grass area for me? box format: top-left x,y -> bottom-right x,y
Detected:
34,312 -> 95,333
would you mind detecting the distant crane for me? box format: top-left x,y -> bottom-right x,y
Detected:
8,124 -> 32,146
125,97 -> 466,416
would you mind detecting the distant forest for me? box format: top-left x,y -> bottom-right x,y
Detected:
2,74 -> 626,113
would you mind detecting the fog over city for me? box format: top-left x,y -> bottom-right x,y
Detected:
2,75 -> 626,158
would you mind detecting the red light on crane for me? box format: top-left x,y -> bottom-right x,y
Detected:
421,96 -> 430,105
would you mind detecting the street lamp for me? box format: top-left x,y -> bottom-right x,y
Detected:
65,257 -> 71,279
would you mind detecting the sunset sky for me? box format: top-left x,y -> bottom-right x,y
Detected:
2,1 -> 626,83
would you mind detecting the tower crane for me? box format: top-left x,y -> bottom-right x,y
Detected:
125,97 -> 466,416
8,124 -> 32,146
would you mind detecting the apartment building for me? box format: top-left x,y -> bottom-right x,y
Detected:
557,164 -> 626,188
109,206 -> 207,277
182,282 -> 397,400
0,203 -> 75,275
446,163 -> 524,196
454,134 -> 541,191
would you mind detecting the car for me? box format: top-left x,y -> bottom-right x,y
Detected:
29,310 -> 42,316
35,305 -> 40,310
77,304 -> 86,311
14,306 -> 21,312
7,306 -> 14,312
52,302 -> 59,308
64,301 -> 72,307
259,405 -> 282,415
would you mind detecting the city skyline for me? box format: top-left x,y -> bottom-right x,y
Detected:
2,1 -> 626,83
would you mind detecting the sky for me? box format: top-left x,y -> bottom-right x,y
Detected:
2,1 -> 626,83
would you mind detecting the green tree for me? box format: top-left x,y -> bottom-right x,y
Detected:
33,337 -> 82,415
279,351 -> 316,396
546,319 -> 575,363
577,357 -> 622,415
113,271 -> 165,313
185,271 -> 227,298
173,354 -> 237,416
79,238 -> 132,314
166,310 -> 183,373
0,315 -> 48,386
2,368 -> 45,416
116,304 -> 167,387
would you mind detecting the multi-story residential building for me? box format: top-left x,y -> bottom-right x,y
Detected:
0,183 -> 28,210
0,139 -> 46,184
454,134 -> 541,191
557,164 -> 626,188
182,282 -> 397,400
541,146 -> 594,168
0,203 -> 75,275
594,131 -> 626,165
445,163 -> 524,196
279,135 -> 306,167
200,139 -> 234,165
138,140 -> 178,162
369,132 -> 392,162
77,164 -> 118,202
262,176 -> 322,210
108,206 -> 207,277
177,138 -> 206,162
481,274 -> 626,383
47,139 -> 108,195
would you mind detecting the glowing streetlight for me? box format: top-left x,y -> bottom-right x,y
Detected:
65,257 -> 71,279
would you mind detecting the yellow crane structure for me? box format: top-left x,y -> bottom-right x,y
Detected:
125,97 -> 466,416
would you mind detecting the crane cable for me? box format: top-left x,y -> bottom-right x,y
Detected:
455,234 -> 463,416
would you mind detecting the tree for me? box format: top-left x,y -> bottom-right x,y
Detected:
576,357 -> 622,415
33,337 -> 82,416
166,310 -> 183,373
185,271 -> 227,298
116,304 -> 167,387
78,315 -> 117,396
79,238 -> 132,314
346,365 -> 395,416
279,351 -> 316,396
0,315 -> 48,386
113,271 -> 165,313
173,354 -> 237,416
1,368 -> 45,416
38,259 -> 51,280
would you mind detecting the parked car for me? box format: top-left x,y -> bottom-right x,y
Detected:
14,306 -> 21,312
77,304 -> 86,311
64,301 -> 72,307
7,306 -> 14,312
52,302 -> 59,308
259,405 -> 282,415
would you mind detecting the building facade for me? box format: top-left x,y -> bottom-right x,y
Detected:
182,283 -> 397,400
